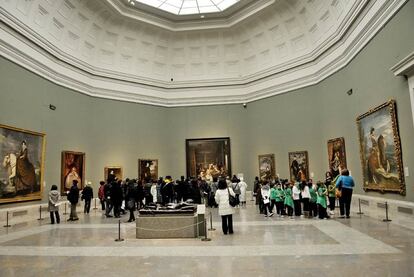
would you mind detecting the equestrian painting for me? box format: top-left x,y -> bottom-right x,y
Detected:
0,124 -> 45,203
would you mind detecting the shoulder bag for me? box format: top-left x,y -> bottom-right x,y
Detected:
227,188 -> 239,207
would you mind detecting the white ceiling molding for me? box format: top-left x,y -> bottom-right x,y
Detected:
104,0 -> 275,31
0,0 -> 409,107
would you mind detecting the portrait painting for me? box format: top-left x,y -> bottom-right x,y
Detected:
138,159 -> 158,182
61,151 -> 85,194
0,124 -> 45,204
104,166 -> 122,182
186,137 -> 231,181
327,137 -> 347,178
288,151 -> 309,182
357,99 -> 405,195
258,154 -> 276,181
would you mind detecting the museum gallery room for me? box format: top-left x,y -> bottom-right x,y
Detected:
1,0 -> 414,276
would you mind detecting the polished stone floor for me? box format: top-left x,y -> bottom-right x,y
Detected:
0,201 -> 413,277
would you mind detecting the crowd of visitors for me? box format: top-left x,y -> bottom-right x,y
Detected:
253,168 -> 354,220
47,169 -> 354,236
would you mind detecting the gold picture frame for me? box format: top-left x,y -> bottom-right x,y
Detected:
258,154 -> 276,181
356,99 -> 405,195
327,137 -> 347,179
138,159 -> 158,182
186,137 -> 231,180
0,124 -> 46,204
61,151 -> 85,194
288,151 -> 309,182
104,166 -> 123,182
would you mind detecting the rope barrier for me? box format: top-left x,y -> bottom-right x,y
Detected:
135,220 -> 202,232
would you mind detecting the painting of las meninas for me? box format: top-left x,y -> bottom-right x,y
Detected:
0,124 -> 45,204
186,138 -> 231,181
288,151 -> 309,182
357,99 -> 405,195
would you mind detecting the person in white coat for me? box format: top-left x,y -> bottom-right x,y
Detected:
215,179 -> 236,235
150,182 -> 157,204
238,178 -> 248,207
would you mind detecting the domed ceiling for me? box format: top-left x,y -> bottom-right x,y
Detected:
0,0 -> 407,106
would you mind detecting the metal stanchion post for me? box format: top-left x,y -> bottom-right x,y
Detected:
357,198 -> 364,215
115,219 -> 124,242
37,205 -> 44,221
93,198 -> 98,210
63,202 -> 68,215
208,211 -> 216,231
3,211 -> 11,228
383,201 -> 392,222
201,219 -> 211,241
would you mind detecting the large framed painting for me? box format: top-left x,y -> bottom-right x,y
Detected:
104,166 -> 122,182
327,137 -> 347,178
288,151 -> 309,182
258,154 -> 276,181
186,137 -> 231,180
0,124 -> 45,204
356,99 -> 405,195
61,151 -> 85,194
138,159 -> 158,182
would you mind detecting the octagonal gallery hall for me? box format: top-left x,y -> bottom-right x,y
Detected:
1,0 -> 414,276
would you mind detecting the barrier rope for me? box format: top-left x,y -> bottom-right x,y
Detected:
135,220 -> 205,232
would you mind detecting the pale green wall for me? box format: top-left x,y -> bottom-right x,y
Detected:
0,0 -> 413,207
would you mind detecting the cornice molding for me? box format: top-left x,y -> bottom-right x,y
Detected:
390,51 -> 414,77
0,0 -> 408,107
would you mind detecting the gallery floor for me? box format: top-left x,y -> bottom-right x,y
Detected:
0,201 -> 413,277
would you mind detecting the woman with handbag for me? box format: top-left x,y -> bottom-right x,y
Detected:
215,179 -> 236,235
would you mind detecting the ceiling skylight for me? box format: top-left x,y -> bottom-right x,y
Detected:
130,0 -> 240,15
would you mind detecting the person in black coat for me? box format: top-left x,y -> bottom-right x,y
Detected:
125,180 -> 137,222
143,177 -> 153,206
175,176 -> 186,203
67,180 -> 80,221
81,182 -> 93,214
111,180 -> 123,218
104,181 -> 113,217
136,180 -> 145,209
190,178 -> 201,204
162,176 -> 174,204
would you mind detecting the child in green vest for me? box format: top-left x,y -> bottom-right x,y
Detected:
309,181 -> 318,218
269,183 -> 277,214
317,182 -> 329,219
284,183 -> 294,219
275,183 -> 285,217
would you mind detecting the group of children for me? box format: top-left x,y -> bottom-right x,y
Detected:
256,176 -> 338,219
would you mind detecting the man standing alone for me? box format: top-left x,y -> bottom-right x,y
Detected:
67,180 -> 80,221
81,182 -> 93,214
